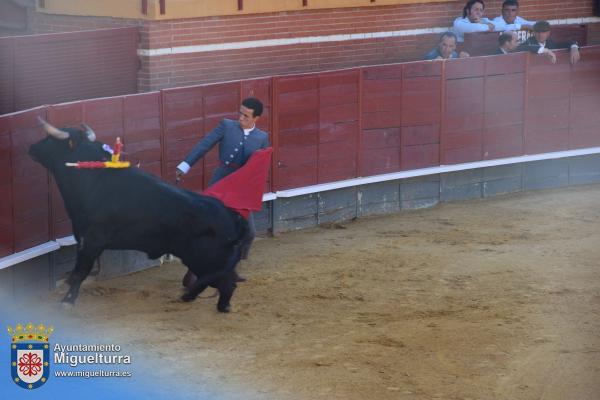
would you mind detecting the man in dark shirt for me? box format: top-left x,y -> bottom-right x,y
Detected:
490,31 -> 519,55
519,20 -> 581,64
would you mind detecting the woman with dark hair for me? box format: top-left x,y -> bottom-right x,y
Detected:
453,0 -> 495,42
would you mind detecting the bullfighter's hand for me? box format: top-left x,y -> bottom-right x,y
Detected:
175,168 -> 184,183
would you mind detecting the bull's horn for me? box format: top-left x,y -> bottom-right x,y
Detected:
80,123 -> 96,142
37,116 -> 69,140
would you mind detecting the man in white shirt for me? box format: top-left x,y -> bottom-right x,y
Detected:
492,0 -> 535,32
453,0 -> 495,42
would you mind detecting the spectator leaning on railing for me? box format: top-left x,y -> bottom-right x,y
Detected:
424,32 -> 470,60
491,0 -> 535,32
517,20 -> 581,65
453,0 -> 496,42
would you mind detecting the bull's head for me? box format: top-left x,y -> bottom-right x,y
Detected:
29,117 -> 109,171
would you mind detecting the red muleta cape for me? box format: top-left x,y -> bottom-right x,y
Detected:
202,147 -> 273,219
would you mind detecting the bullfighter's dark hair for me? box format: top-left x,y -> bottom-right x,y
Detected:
439,31 -> 458,43
241,97 -> 263,117
498,32 -> 514,47
463,0 -> 485,18
502,0 -> 519,8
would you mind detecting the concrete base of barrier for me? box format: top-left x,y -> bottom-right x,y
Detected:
0,254 -> 52,304
2,154 -> 599,299
358,181 -> 400,217
272,154 -> 600,233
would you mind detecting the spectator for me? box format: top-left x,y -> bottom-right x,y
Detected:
518,20 -> 581,64
453,0 -> 495,42
424,32 -> 470,60
490,31 -> 519,55
492,30 -> 556,63
492,0 -> 535,32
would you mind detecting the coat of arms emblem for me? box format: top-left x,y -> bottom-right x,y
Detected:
7,322 -> 53,390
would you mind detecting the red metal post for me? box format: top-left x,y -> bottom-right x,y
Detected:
238,0 -> 243,11
357,68 -> 363,179
141,0 -> 148,15
160,0 -> 166,15
271,78 -> 279,190
522,53 -> 530,154
439,61 -> 446,164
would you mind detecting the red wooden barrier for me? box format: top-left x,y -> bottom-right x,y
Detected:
443,57 -> 486,164
0,38 -> 14,115
401,61 -> 441,170
0,114 -> 13,257
161,86 -> 205,192
524,49 -> 572,154
274,74 -> 319,190
47,102 -> 83,239
361,65 -> 402,176
2,47 -> 600,259
123,92 -> 163,178
9,108 -> 50,252
318,70 -> 359,183
483,53 -> 526,159
569,47 -> 600,148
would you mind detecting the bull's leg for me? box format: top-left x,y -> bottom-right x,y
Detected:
215,246 -> 243,313
182,269 -> 197,289
215,271 -> 237,313
62,246 -> 102,306
180,281 -> 209,302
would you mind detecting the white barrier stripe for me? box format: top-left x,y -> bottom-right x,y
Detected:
2,146 -> 599,268
137,17 -> 600,57
0,242 -> 60,270
274,147 -> 600,197
56,236 -> 77,246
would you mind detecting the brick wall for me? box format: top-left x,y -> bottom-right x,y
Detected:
140,1 -> 593,48
26,1 -> 600,92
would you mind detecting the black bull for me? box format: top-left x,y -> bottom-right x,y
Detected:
28,122 -> 248,312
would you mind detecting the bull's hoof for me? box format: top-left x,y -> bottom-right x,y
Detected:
180,292 -> 197,302
60,301 -> 74,310
217,304 -> 231,313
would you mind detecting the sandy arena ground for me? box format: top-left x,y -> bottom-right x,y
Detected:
45,184 -> 600,399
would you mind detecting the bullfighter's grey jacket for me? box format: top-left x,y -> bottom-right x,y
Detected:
177,119 -> 270,185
